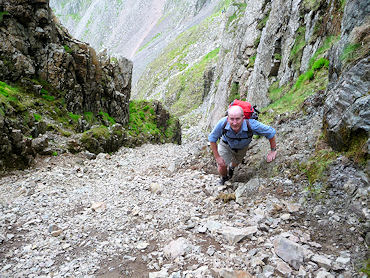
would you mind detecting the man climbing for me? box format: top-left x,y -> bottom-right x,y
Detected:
208,105 -> 277,185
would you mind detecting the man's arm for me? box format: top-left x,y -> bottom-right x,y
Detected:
267,136 -> 277,163
249,120 -> 277,163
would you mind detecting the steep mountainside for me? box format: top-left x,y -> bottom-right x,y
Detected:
49,0 -> 223,83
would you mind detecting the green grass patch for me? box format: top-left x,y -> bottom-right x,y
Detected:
346,129 -> 368,165
290,27 -> 306,70
41,88 -> 55,101
52,151 -> 58,156
128,100 -> 160,137
110,57 -> 118,63
268,81 -> 287,102
127,100 -> 180,144
81,125 -> 110,142
294,57 -> 329,90
68,112 -> 81,122
84,111 -> 95,123
228,82 -> 240,103
99,111 -> 116,125
247,55 -> 256,69
257,13 -> 269,30
0,11 -> 9,23
308,36 -> 340,68
311,58 -> 329,70
64,45 -> 73,54
340,43 -> 361,63
0,81 -> 26,112
138,33 -> 162,53
254,35 -> 261,48
260,65 -> 328,125
274,53 -> 282,60
166,47 -> 220,116
293,70 -> 314,90
128,101 -> 160,135
300,149 -> 339,198
34,113 -> 42,122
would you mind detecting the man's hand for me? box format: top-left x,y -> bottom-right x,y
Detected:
216,156 -> 226,168
266,150 -> 277,162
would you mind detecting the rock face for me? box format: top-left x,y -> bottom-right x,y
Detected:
323,0 -> 370,153
0,0 -> 132,169
0,0 -> 132,123
323,57 -> 369,151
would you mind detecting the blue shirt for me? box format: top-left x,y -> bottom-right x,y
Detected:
208,117 -> 276,149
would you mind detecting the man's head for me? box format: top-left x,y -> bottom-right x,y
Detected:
227,105 -> 244,132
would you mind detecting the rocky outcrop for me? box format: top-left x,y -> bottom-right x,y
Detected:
0,0 -> 132,123
79,101 -> 181,154
0,0 -> 132,169
323,0 -> 370,154
323,57 -> 369,152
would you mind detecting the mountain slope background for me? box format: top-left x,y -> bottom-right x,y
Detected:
51,0 -> 369,152
0,0 -> 369,276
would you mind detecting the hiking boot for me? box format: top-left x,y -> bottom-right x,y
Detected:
228,165 -> 235,179
219,176 -> 229,185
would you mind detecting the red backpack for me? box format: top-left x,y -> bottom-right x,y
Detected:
229,99 -> 259,119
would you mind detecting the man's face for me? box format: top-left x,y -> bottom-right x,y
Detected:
227,109 -> 244,132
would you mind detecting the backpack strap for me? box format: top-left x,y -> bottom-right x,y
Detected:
222,118 -> 228,136
246,119 -> 253,138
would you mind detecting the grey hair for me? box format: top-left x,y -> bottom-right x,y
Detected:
227,105 -> 244,117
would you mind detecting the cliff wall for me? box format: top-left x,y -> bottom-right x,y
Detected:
0,0 -> 132,123
206,0 -> 346,127
0,0 -> 132,169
